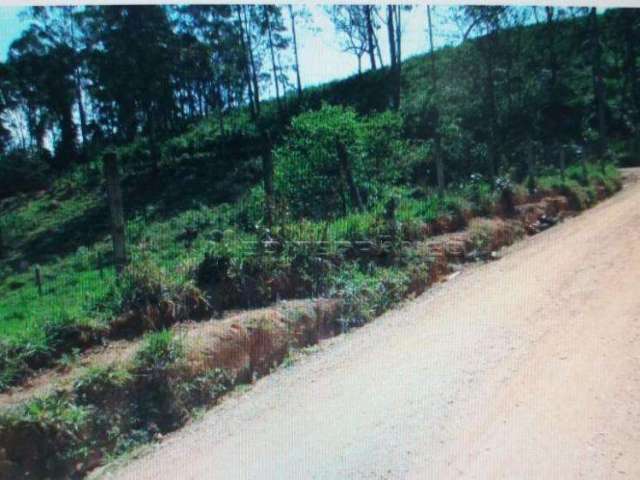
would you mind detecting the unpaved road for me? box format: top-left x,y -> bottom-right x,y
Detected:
106,170 -> 640,480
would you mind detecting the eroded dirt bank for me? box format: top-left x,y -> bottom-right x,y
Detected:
103,169 -> 640,480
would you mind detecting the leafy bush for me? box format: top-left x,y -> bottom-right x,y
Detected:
134,330 -> 184,371
274,105 -> 411,220
274,104 -> 364,219
108,252 -> 207,332
328,263 -> 410,329
360,111 -> 409,185
459,173 -> 495,215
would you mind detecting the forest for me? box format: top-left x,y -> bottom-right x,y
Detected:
0,5 -> 636,475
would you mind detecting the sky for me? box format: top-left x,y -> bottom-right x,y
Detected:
0,5 -> 455,90
0,7 -> 25,62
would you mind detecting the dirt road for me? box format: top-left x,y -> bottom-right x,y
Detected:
105,170 -> 640,480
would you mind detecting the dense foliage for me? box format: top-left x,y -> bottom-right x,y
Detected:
273,105 -> 407,218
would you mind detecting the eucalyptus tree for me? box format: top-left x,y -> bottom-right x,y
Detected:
329,6 -> 381,73
327,6 -> 368,74
426,5 -> 444,192
589,8 -> 607,157
83,5 -> 178,145
7,26 -> 78,168
236,5 -> 261,118
255,6 -> 290,111
290,9 -> 302,95
26,7 -> 89,146
455,6 -> 510,180
607,8 -> 640,139
178,5 -> 248,132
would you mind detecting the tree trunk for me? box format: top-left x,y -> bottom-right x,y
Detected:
545,7 -> 558,90
374,29 -> 384,68
387,6 -> 400,110
103,152 -> 127,276
216,84 -> 225,136
395,6 -> 402,65
288,6 -> 303,97
427,6 -> 444,194
74,70 -> 88,147
364,6 -> 377,71
236,6 -> 257,120
480,35 -> 499,181
435,144 -> 445,195
559,144 -> 566,183
265,10 -> 281,110
387,6 -> 397,68
336,140 -> 364,212
427,5 -> 437,89
590,8 -> 607,157
623,12 -> 640,126
242,6 -> 261,117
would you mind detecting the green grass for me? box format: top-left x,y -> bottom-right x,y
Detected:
0,159 -> 621,391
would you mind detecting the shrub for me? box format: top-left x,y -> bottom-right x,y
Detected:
328,263 -> 410,330
274,104 -> 365,219
134,330 -> 184,371
461,173 -> 495,215
360,111 -> 408,185
108,253 -> 208,333
73,365 -> 133,407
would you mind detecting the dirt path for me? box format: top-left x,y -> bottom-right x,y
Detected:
100,170 -> 640,480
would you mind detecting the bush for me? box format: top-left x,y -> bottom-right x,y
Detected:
134,330 -> 184,371
273,104 -> 364,219
328,263 -> 410,329
273,105 -> 412,220
108,253 -> 207,333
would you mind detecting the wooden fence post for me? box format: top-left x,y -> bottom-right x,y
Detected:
103,152 -> 127,276
559,145 -> 566,183
262,131 -> 274,231
34,266 -> 42,296
581,147 -> 589,183
435,141 -> 445,196
527,144 -> 535,179
336,140 -> 365,212
526,143 -> 536,194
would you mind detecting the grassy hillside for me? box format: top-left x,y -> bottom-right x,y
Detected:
0,10 -> 633,389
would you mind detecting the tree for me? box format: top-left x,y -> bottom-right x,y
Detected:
238,5 -> 262,118
385,5 -> 410,111
387,6 -> 398,109
28,7 -> 89,147
7,26 -> 78,168
457,6 -> 509,180
328,6 -> 380,74
328,6 -> 368,74
427,5 -> 444,193
83,6 -> 177,144
288,6 -> 303,97
178,5 -> 248,133
255,6 -> 289,112
0,63 -> 14,152
589,7 -> 607,157
364,5 -> 377,71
